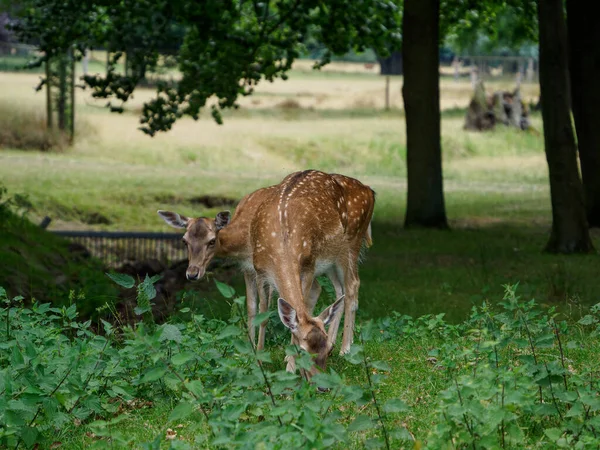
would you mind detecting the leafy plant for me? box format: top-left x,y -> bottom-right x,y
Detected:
0,277 -> 411,449
2,279 -> 600,449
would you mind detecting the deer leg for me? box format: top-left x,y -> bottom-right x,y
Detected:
306,279 -> 322,316
257,278 -> 270,351
267,283 -> 273,309
285,333 -> 297,373
243,271 -> 258,347
340,264 -> 360,355
325,266 -> 345,352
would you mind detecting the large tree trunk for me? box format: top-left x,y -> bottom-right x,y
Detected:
566,0 -> 600,228
402,0 -> 448,228
538,0 -> 594,253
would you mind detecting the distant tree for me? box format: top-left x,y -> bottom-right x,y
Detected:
444,2 -> 537,56
83,0 -> 401,134
0,13 -> 13,43
8,0 -> 98,139
566,0 -> 600,229
537,0 -> 593,252
402,0 -> 448,228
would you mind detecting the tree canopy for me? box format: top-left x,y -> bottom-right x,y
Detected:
9,0 -> 401,135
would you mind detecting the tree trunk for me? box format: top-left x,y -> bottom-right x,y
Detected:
566,0 -> 600,228
45,56 -> 53,130
70,48 -> 76,143
402,0 -> 448,228
57,53 -> 67,131
538,0 -> 594,253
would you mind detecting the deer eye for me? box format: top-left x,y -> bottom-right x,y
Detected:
208,238 -> 216,247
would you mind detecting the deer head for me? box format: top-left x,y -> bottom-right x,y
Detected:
278,295 -> 344,380
157,210 -> 230,281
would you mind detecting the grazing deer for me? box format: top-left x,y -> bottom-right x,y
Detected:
158,170 -> 375,379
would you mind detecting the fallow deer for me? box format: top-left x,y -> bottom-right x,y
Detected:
158,170 -> 375,380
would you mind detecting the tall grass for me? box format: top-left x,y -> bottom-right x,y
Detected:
0,102 -> 69,151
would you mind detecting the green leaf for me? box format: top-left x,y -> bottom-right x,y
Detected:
252,311 -> 273,326
160,324 -> 183,343
106,272 -> 135,288
172,351 -> 195,366
179,307 -> 191,313
365,437 -> 385,449
217,325 -> 241,340
185,380 -> 204,398
110,386 -> 134,400
169,441 -> 192,450
390,427 -> 414,442
383,398 -> 410,413
348,414 -> 373,432
341,385 -> 364,403
554,391 -> 577,403
134,305 -> 152,316
139,275 -> 157,301
578,315 -> 597,326
169,401 -> 194,422
311,372 -> 343,390
370,360 -> 391,372
222,403 -> 247,421
256,350 -> 272,363
21,426 -> 39,449
214,280 -> 235,299
11,345 -> 25,368
544,428 -> 562,442
141,365 -> 167,383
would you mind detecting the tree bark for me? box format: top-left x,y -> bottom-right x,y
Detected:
538,0 -> 594,253
58,53 -> 67,131
70,48 -> 76,143
566,0 -> 600,228
402,0 -> 448,228
45,56 -> 53,130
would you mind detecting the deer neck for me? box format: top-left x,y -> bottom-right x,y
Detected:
216,223 -> 250,259
273,265 -> 310,318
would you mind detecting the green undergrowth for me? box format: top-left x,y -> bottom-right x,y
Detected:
1,274 -> 600,449
0,186 -> 117,314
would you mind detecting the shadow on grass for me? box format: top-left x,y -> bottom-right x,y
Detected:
191,219 -> 599,325
354,220 -> 599,323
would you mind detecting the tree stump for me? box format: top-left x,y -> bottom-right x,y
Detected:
464,82 -> 530,131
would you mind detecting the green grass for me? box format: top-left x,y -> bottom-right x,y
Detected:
0,67 -> 594,323
48,304 -> 600,449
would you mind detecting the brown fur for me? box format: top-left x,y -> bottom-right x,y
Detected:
158,170 -> 375,380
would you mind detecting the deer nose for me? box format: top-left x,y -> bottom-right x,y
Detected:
186,266 -> 203,281
186,272 -> 199,281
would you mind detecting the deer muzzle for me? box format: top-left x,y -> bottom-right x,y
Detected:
186,265 -> 205,281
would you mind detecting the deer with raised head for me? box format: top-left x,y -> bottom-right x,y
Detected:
158,170 -> 375,380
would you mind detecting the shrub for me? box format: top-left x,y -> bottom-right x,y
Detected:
0,277 -> 411,449
0,102 -> 68,151
1,278 -> 599,449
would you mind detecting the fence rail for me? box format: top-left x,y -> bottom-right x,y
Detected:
51,230 -> 187,267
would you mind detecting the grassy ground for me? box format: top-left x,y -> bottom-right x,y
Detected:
1,64 -> 598,324
2,62 -> 600,449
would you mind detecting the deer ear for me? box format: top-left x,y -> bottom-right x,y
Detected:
215,210 -> 231,230
278,298 -> 298,332
318,295 -> 345,327
157,210 -> 190,229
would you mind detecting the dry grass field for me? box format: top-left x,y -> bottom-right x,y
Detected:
7,61 -> 590,325
0,61 -> 543,231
